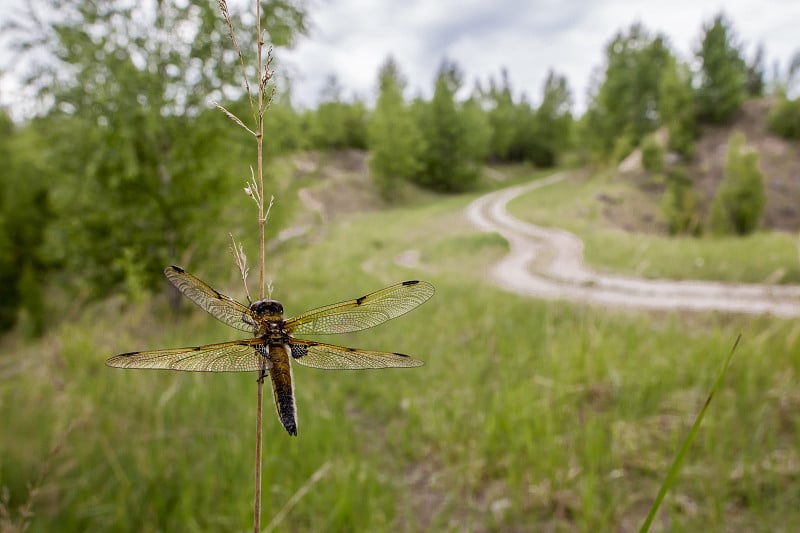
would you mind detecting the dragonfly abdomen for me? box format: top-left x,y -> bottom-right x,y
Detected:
268,344 -> 297,436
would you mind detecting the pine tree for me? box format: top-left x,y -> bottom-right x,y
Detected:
415,60 -> 482,192
534,70 -> 573,166
582,23 -> 672,157
367,56 -> 423,200
695,13 -> 747,124
486,69 -> 516,161
658,57 -> 697,158
708,132 -> 766,235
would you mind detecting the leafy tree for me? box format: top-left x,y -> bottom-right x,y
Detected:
582,23 -> 672,157
485,69 -> 516,160
708,132 -> 766,235
10,0 -> 307,299
310,74 -> 348,149
462,91 -> 492,164
264,84 -> 307,154
533,70 -> 573,166
367,56 -> 423,200
0,113 -> 49,335
415,60 -> 482,192
341,98 -> 368,149
507,97 -> 538,162
309,74 -> 367,150
695,13 -> 747,124
658,57 -> 697,158
745,43 -> 766,97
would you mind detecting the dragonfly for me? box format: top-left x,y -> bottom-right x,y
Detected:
106,266 -> 434,436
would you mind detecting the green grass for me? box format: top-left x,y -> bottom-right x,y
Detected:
2,167 -> 800,531
507,172 -> 800,284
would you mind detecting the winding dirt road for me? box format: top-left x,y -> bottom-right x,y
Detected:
466,173 -> 800,318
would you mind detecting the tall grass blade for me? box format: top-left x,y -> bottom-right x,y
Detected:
639,334 -> 741,532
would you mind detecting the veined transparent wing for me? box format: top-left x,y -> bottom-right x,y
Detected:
285,280 -> 434,335
289,339 -> 424,369
105,339 -> 265,372
165,266 -> 255,333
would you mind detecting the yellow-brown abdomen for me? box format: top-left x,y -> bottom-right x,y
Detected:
268,344 -> 297,436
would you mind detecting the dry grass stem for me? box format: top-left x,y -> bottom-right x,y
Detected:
245,167 -> 262,208
229,233 -> 252,304
217,0 -> 255,119
264,461 -> 332,533
262,195 -> 274,225
215,102 -> 256,136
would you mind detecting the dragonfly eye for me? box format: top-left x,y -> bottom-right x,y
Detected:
251,299 -> 284,317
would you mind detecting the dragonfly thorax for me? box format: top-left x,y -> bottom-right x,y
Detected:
251,299 -> 284,318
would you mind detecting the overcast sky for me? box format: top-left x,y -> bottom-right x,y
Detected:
2,0 -> 799,116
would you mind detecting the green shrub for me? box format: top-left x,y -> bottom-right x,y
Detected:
767,95 -> 800,140
641,135 -> 665,173
661,166 -> 702,235
708,132 -> 766,235
666,120 -> 697,159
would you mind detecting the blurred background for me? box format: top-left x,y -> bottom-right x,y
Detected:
1,0 -> 799,531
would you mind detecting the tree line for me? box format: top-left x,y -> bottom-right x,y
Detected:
1,1 -> 799,335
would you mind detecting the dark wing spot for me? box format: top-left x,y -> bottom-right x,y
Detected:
393,352 -> 411,357
290,344 -> 308,359
402,280 -> 420,286
355,295 -> 367,305
170,265 -> 185,273
117,351 -> 140,357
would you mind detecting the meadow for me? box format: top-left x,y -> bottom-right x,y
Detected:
1,165 -> 799,532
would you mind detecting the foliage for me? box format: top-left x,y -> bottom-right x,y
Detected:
694,13 -> 747,124
9,0 -> 307,300
367,56 -> 423,201
0,112 -> 49,335
485,70 -> 573,168
582,23 -> 673,157
485,69 -> 516,160
309,75 -> 368,150
658,57 -> 697,158
640,134 -> 664,173
661,166 -> 702,235
531,70 -> 573,166
414,60 -> 485,192
767,94 -> 800,140
708,132 -> 766,235
265,92 -> 308,154
745,43 -> 766,97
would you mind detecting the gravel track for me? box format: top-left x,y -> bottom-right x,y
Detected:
465,173 -> 800,318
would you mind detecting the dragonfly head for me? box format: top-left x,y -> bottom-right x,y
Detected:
250,299 -> 284,318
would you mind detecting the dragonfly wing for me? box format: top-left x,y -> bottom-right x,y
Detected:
165,266 -> 255,333
289,339 -> 424,369
286,280 -> 434,335
106,339 -> 265,372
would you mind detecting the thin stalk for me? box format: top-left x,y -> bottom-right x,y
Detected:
639,334 -> 741,532
253,0 -> 265,530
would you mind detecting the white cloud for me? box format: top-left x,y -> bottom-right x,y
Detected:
279,0 -> 800,111
2,0 -> 798,116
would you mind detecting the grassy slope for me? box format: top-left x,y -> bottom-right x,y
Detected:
507,172 -> 800,284
2,168 -> 800,532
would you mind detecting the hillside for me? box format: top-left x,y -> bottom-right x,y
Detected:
617,98 -> 800,233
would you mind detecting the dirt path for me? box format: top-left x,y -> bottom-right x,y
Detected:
465,172 -> 800,318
